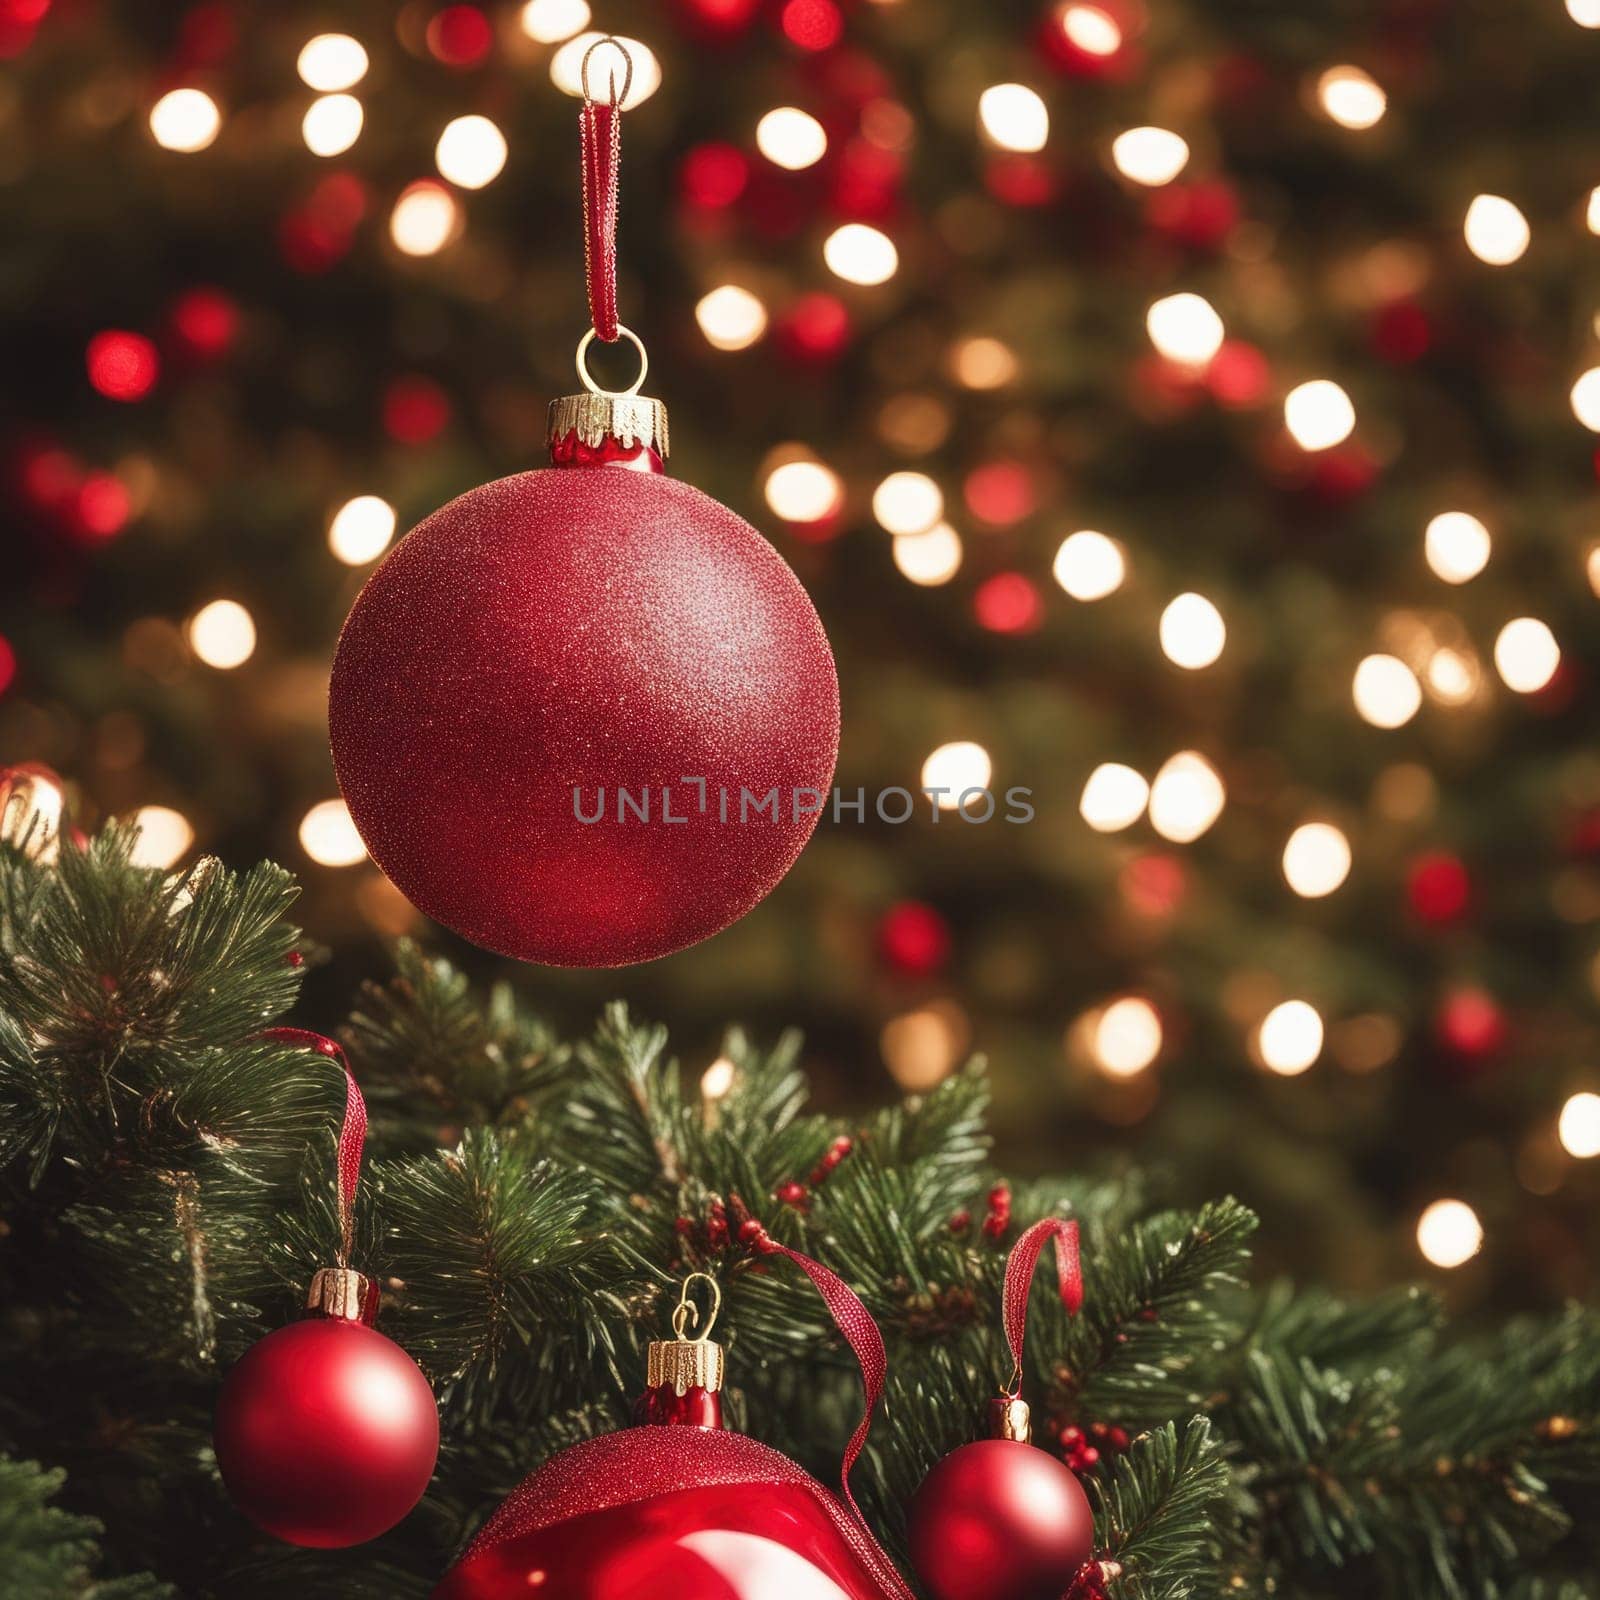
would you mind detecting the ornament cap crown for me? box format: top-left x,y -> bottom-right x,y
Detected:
306,1266 -> 380,1325
648,1271 -> 725,1395
547,392 -> 670,461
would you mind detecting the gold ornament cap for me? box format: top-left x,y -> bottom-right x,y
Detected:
306,1266 -> 378,1324
648,1272 -> 725,1394
988,1394 -> 1032,1443
547,322 -> 669,459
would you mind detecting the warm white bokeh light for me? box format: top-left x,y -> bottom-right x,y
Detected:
700,1056 -> 736,1100
756,106 -> 828,170
1570,368 -> 1600,431
823,223 -> 898,286
1060,4 -> 1121,55
1284,380 -> 1356,450
390,181 -> 459,255
1146,293 -> 1225,367
1416,1199 -> 1483,1268
328,495 -> 398,565
1159,592 -> 1226,669
1053,530 -> 1125,601
1463,194 -> 1530,265
921,742 -> 992,807
520,0 -> 591,43
130,806 -> 195,869
150,89 -> 221,153
695,285 -> 768,351
297,34 -> 369,91
1568,0 -> 1600,23
1588,187 -> 1600,235
1149,751 -> 1225,843
978,83 -> 1049,153
299,799 -> 367,867
1493,617 -> 1559,693
764,459 -> 842,522
1092,998 -> 1163,1077
1317,65 -> 1386,129
1427,648 -> 1478,706
1257,1000 -> 1324,1075
188,600 -> 256,669
893,523 -> 963,586
1353,654 -> 1422,728
1558,1092 -> 1600,1158
1080,763 -> 1149,832
1423,512 -> 1491,584
1282,822 -> 1352,898
436,116 -> 508,189
550,33 -> 661,109
872,471 -> 943,536
1111,126 -> 1189,185
302,94 -> 364,158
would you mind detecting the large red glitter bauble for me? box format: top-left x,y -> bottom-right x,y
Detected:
907,1438 -> 1094,1600
329,465 -> 839,967
214,1317 -> 439,1547
432,1424 -> 907,1599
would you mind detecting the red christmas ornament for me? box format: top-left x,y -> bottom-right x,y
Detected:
434,1247 -> 915,1600
908,1218 -> 1095,1600
329,45 -> 838,967
213,1031 -> 439,1547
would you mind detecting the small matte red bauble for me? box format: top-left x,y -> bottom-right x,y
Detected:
329,468 -> 839,967
214,1317 -> 439,1547
433,1424 -> 905,1599
907,1438 -> 1094,1600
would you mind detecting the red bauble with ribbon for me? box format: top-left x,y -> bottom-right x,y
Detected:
212,1030 -> 439,1547
433,1239 -> 913,1600
907,1218 -> 1098,1600
328,41 -> 838,968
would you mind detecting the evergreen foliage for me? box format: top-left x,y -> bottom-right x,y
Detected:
1,832 -> 1595,1597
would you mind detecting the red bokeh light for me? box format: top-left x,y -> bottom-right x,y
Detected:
1371,301 -> 1431,364
1120,852 -> 1187,918
75,473 -> 131,540
0,634 -> 15,697
1206,341 -> 1270,408
1434,987 -> 1506,1061
974,573 -> 1043,634
780,0 -> 842,51
382,375 -> 452,445
19,444 -> 80,508
86,331 -> 159,402
984,155 -> 1058,208
427,5 -> 493,67
1145,179 -> 1240,251
171,287 -> 239,359
777,292 -> 851,362
878,900 -> 951,977
680,143 -> 750,210
1408,851 -> 1471,924
965,461 -> 1036,526
677,0 -> 761,31
0,0 -> 48,58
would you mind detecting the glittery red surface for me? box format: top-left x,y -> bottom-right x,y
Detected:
432,1424 -> 912,1599
329,468 -> 840,966
213,1318 -> 439,1548
907,1438 -> 1094,1600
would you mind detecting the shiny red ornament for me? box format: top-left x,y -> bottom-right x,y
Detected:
909,1438 -> 1095,1600
214,1311 -> 439,1547
330,404 -> 838,967
435,1252 -> 912,1600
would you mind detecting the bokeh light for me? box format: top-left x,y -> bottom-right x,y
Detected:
149,89 -> 221,153
1060,4 -> 1121,54
764,458 -> 842,523
1353,654 -> 1422,728
297,34 -> 368,92
1317,66 -> 1386,129
1149,752 -> 1225,843
1111,126 -> 1189,185
519,0 -> 591,43
824,223 -> 898,286
757,107 -> 827,170
700,1056 -> 736,1100
892,523 -> 963,585
978,84 -> 1049,153
1052,530 -> 1125,600
299,799 -> 367,867
872,471 -> 943,536
1423,512 -> 1491,583
328,496 -> 398,565
1092,998 -> 1163,1077
1493,617 -> 1559,693
390,181 -> 459,255
435,115 -> 508,188
1284,380 -> 1355,450
130,806 -> 195,869
550,33 -> 661,108
302,94 -> 364,158
921,742 -> 992,807
695,285 -> 768,351
1146,293 -> 1224,367
1080,764 -> 1149,832
1558,1092 -> 1600,1158
1257,1000 -> 1323,1074
187,600 -> 256,669
1570,367 -> 1600,430
1282,823 -> 1351,897
1463,194 -> 1530,265
1416,1199 -> 1483,1268
1158,592 -> 1226,669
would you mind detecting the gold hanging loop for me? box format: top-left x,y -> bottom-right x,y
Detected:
671,1271 -> 722,1342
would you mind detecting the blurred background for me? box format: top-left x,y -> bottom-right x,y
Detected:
3,0 -> 1599,1313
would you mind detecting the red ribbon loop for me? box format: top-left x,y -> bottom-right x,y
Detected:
259,1027 -> 366,1267
579,72 -> 622,342
1001,1216 -> 1082,1397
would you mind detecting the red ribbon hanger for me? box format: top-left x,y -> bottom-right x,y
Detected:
1001,1216 -> 1083,1396
579,36 -> 631,344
